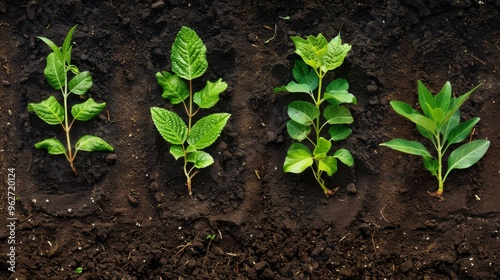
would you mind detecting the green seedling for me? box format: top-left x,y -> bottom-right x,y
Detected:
75,267 -> 83,274
380,81 -> 490,200
29,25 -> 114,174
151,26 -> 230,196
275,33 -> 355,196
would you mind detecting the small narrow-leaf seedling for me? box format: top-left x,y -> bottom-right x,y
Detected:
380,81 -> 490,200
275,33 -> 356,196
151,26 -> 230,196
29,25 -> 114,173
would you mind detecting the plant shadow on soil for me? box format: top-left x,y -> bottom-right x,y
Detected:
0,0 -> 499,279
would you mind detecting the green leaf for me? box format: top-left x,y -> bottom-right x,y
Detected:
321,34 -> 352,73
156,71 -> 189,104
286,120 -> 311,141
446,117 -> 480,146
187,113 -> 230,149
37,36 -> 61,60
34,138 -> 66,155
333,149 -> 354,166
390,101 -> 437,132
187,151 -> 214,168
193,78 -> 228,108
328,125 -> 352,141
44,52 -> 65,90
416,125 -> 435,142
426,105 -> 445,125
447,140 -> 489,173
292,60 -> 318,92
318,156 -> 338,176
75,135 -> 114,152
28,96 -> 64,125
283,143 -> 313,173
170,145 -> 184,160
324,79 -> 356,105
287,101 -> 319,126
69,71 -> 93,95
313,137 -> 331,159
323,104 -> 353,124
62,25 -> 77,65
443,83 -> 481,122
150,107 -> 188,145
277,81 -> 311,93
441,109 -> 460,142
71,98 -> 106,121
171,26 -> 208,80
380,139 -> 432,157
290,34 -> 328,70
423,156 -> 438,176
434,81 -> 451,112
417,80 -> 435,116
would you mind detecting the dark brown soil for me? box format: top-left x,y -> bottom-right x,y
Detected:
1,0 -> 499,279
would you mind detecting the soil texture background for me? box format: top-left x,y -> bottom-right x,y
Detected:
0,0 -> 499,279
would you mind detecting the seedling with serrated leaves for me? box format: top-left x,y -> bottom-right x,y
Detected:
275,33 -> 355,196
29,25 -> 114,174
380,81 -> 490,200
151,26 -> 230,196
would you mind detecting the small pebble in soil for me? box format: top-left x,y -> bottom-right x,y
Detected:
346,183 -> 357,194
128,194 -> 139,207
105,154 -> 117,164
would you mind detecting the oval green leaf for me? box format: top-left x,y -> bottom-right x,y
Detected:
71,98 -> 106,121
156,71 -> 189,104
28,96 -> 64,125
323,104 -> 353,124
287,120 -> 311,141
187,151 -> 214,169
333,148 -> 354,166
283,143 -> 313,174
318,156 -> 338,176
150,107 -> 188,145
313,137 -> 331,159
287,100 -> 319,126
171,26 -> 208,80
187,113 -> 230,149
34,138 -> 66,155
170,145 -> 184,160
380,138 -> 432,157
75,135 -> 114,152
447,140 -> 490,172
328,125 -> 352,141
44,52 -> 65,90
69,71 -> 93,95
446,117 -> 480,146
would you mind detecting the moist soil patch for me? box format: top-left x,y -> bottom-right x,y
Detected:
1,1 -> 499,279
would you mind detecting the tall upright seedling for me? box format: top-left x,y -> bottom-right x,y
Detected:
275,33 -> 356,196
29,25 -> 114,173
380,81 -> 490,200
151,26 -> 230,196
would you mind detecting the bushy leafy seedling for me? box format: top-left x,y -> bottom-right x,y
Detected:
275,33 -> 355,196
151,26 -> 230,196
380,81 -> 490,199
29,25 -> 114,173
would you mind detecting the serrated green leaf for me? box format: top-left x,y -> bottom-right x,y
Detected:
292,60 -> 318,92
69,71 -> 93,95
187,151 -> 214,168
187,113 -> 230,149
323,104 -> 353,124
380,139 -> 432,157
44,52 -> 65,90
447,140 -> 489,173
34,138 -> 67,155
286,120 -> 311,141
71,98 -> 106,121
313,137 -> 331,159
446,117 -> 480,146
328,125 -> 352,141
290,34 -> 328,70
390,101 -> 437,132
333,149 -> 354,166
28,96 -> 64,125
74,135 -> 114,152
150,107 -> 188,145
156,71 -> 189,104
171,26 -> 208,80
321,34 -> 351,73
287,100 -> 319,126
423,156 -> 438,176
170,145 -> 184,160
318,156 -> 338,176
283,143 -> 313,173
193,78 -> 228,108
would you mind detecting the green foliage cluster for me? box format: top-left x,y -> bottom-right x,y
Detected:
151,26 -> 230,196
380,81 -> 490,199
275,33 -> 356,196
29,25 -> 113,173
